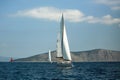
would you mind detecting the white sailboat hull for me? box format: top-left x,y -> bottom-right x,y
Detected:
56,56 -> 72,67
57,61 -> 73,67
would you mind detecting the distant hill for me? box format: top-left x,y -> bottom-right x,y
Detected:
15,49 -> 120,62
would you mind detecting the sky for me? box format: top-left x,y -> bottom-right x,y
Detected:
0,0 -> 120,58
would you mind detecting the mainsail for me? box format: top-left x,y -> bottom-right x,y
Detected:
56,14 -> 72,61
48,50 -> 52,62
56,32 -> 62,57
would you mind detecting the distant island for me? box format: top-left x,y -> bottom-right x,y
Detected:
14,49 -> 120,62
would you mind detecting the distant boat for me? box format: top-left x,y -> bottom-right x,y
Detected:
56,14 -> 72,67
10,57 -> 13,62
48,50 -> 52,63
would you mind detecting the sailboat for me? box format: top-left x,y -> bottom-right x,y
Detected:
10,57 -> 13,62
48,50 -> 52,63
56,14 -> 72,67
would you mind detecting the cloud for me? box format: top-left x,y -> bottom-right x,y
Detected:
85,16 -> 100,23
83,15 -> 120,25
95,0 -> 120,5
102,15 -> 120,24
11,6 -> 120,25
13,7 -> 84,22
95,0 -> 120,10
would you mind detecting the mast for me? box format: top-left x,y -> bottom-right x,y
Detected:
61,14 -> 64,59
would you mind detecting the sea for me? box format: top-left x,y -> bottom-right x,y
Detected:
0,62 -> 120,80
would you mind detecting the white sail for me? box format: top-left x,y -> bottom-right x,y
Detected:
48,50 -> 52,62
56,14 -> 72,61
56,32 -> 62,57
62,25 -> 71,61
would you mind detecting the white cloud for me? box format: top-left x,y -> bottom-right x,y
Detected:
95,0 -> 120,10
63,9 -> 84,22
14,7 -> 61,21
95,0 -> 120,5
83,15 -> 120,25
11,6 -> 120,25
101,15 -> 120,24
13,7 -> 84,22
85,16 -> 100,23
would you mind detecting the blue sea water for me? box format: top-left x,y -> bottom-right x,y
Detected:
0,62 -> 120,80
